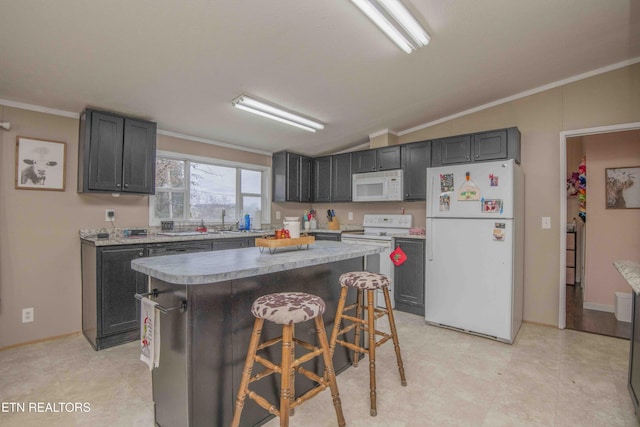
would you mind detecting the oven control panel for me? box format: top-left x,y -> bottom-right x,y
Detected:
362,214 -> 413,229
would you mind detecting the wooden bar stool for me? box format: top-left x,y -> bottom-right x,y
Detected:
231,292 -> 346,427
329,272 -> 407,416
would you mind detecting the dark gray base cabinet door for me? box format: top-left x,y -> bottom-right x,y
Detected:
82,242 -> 147,351
394,238 -> 425,316
629,293 -> 640,421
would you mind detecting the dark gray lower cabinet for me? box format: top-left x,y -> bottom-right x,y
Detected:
393,238 -> 425,316
211,237 -> 255,250
82,242 -> 147,350
149,257 -> 362,427
629,293 -> 640,421
312,232 -> 341,241
82,237 -> 257,350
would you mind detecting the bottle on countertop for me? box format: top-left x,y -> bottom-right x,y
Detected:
244,213 -> 251,231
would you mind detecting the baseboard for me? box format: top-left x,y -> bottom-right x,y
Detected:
0,331 -> 81,351
583,302 -> 615,313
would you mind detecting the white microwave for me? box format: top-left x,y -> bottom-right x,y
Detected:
352,170 -> 403,202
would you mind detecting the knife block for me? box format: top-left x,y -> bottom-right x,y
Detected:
328,218 -> 340,230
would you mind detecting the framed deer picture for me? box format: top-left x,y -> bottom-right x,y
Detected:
15,137 -> 66,191
606,166 -> 640,209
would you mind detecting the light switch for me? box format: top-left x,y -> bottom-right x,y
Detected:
348,212 -> 353,220
541,217 -> 551,229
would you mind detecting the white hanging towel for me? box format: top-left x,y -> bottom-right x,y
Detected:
140,297 -> 161,370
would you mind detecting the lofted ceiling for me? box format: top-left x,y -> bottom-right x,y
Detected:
0,0 -> 638,156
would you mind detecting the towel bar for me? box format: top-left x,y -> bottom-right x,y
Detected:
135,290 -> 188,314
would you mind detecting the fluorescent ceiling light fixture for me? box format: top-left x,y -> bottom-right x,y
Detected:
232,95 -> 324,132
351,0 -> 430,53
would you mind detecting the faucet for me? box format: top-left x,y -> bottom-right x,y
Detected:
221,208 -> 226,230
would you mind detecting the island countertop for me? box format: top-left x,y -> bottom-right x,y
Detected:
614,260 -> 640,294
131,241 -> 384,285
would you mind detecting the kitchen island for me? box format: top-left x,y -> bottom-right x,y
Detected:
131,241 -> 384,427
615,260 -> 640,422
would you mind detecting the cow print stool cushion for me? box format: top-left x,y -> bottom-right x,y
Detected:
339,271 -> 390,290
251,292 -> 326,325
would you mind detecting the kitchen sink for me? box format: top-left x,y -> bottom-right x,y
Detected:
159,231 -> 208,236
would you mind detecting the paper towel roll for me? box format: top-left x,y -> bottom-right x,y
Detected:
252,210 -> 262,230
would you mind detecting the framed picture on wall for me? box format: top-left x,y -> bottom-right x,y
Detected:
15,136 -> 66,191
605,166 -> 640,209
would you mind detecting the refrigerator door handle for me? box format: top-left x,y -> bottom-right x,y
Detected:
427,218 -> 434,261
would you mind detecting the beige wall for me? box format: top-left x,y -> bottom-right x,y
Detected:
0,106 -> 269,348
398,64 -> 640,326
583,131 -> 640,307
1,64 -> 639,348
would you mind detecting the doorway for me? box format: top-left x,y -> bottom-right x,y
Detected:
559,122 -> 640,337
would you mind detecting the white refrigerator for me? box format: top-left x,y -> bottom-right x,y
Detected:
425,159 -> 524,343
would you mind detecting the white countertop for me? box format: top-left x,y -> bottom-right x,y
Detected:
131,241 -> 385,285
614,260 -> 640,294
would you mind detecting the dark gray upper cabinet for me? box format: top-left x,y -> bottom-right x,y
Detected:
331,153 -> 352,202
352,146 -> 401,173
313,156 -> 332,203
432,134 -> 472,165
352,149 -> 377,173
401,140 -> 431,200
474,128 -> 520,163
300,156 -> 313,202
78,108 -> 156,194
272,151 -> 312,202
377,146 -> 401,170
431,127 -> 520,166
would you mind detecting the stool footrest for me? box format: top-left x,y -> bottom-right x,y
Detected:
293,381 -> 327,408
254,355 -> 281,374
250,367 -> 276,384
292,346 -> 323,367
257,335 -> 282,351
247,390 -> 279,417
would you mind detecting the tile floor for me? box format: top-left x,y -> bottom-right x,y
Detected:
0,311 -> 637,426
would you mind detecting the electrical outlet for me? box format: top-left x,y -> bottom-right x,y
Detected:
276,211 -> 281,220
348,212 -> 353,221
106,209 -> 115,222
22,308 -> 34,323
541,217 -> 551,229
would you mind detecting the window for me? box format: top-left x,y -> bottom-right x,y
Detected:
150,151 -> 270,226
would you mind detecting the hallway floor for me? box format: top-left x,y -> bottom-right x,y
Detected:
565,284 -> 631,340
0,311 -> 637,426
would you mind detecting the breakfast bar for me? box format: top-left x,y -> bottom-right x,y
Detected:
131,241 -> 384,427
615,260 -> 640,422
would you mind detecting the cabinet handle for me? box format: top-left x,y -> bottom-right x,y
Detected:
138,252 -> 144,256
124,183 -> 129,188
116,183 -> 121,188
475,154 -> 479,158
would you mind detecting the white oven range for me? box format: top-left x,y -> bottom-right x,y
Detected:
341,214 -> 413,308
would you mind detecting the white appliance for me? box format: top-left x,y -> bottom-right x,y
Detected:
425,159 -> 524,343
342,214 -> 413,308
352,170 -> 403,202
